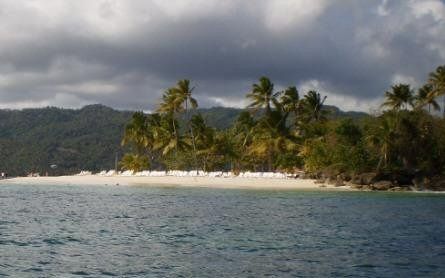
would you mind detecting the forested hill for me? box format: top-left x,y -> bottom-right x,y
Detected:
0,104 -> 133,176
195,105 -> 368,129
0,104 -> 368,176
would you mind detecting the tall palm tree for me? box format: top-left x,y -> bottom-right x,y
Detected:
246,77 -> 280,115
301,90 -> 327,122
170,79 -> 199,170
415,84 -> 440,113
157,88 -> 182,139
428,65 -> 445,117
171,79 -> 198,112
382,84 -> 414,111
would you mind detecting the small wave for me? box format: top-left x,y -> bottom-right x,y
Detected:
23,267 -> 43,273
100,270 -> 118,276
113,215 -> 132,219
65,236 -> 82,243
71,271 -> 90,276
0,240 -> 29,247
0,220 -> 18,225
172,233 -> 196,238
43,238 -> 65,245
352,264 -> 379,268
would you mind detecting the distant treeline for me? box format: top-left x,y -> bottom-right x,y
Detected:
121,66 -> 445,188
0,102 -> 360,176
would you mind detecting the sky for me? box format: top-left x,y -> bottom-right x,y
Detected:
0,0 -> 444,112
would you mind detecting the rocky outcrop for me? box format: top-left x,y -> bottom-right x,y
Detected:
371,181 -> 393,191
351,172 -> 379,185
307,170 -> 445,191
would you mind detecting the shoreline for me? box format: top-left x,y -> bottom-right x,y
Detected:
0,175 -> 354,191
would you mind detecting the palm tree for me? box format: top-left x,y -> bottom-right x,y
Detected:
280,86 -> 300,129
280,86 -> 299,113
151,113 -> 189,157
120,153 -> 150,172
171,79 -> 198,112
246,77 -> 280,115
366,114 -> 398,171
121,111 -> 151,153
170,79 -> 199,170
382,84 -> 414,111
301,90 -> 327,122
157,88 -> 182,140
248,124 -> 296,172
415,84 -> 440,113
428,65 -> 445,117
190,114 -> 214,171
232,111 -> 257,171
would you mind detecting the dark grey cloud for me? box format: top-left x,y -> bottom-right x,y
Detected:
0,0 -> 444,111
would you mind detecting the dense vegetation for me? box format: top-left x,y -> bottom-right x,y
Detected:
0,102 -> 359,176
122,66 -> 445,189
0,105 -> 133,176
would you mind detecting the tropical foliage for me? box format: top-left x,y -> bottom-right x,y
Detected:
122,66 -> 445,180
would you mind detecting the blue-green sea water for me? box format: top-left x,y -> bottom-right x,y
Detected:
0,184 -> 444,277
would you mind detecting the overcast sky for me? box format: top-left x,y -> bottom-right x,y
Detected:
0,0 -> 444,112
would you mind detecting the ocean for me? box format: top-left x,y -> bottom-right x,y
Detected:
0,184 -> 444,277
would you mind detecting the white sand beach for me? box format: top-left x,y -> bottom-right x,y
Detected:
1,174 -> 353,190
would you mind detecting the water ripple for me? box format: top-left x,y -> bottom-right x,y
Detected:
0,185 -> 444,277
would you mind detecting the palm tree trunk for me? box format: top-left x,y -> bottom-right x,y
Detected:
172,115 -> 177,141
186,100 -> 199,172
443,95 -> 445,118
267,148 -> 273,172
171,112 -> 178,163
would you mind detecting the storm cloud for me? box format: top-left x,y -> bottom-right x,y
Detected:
0,0 -> 444,111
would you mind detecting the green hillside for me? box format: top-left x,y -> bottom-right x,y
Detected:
0,104 -> 367,176
0,105 -> 132,176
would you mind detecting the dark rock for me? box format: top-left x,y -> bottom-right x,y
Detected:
349,183 -> 363,189
391,172 -> 414,186
362,185 -> 373,191
334,176 -> 345,187
321,167 -> 340,180
340,173 -> 351,182
351,175 -> 360,184
371,180 -> 393,191
426,176 -> 445,191
306,172 -> 320,179
352,172 -> 378,185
